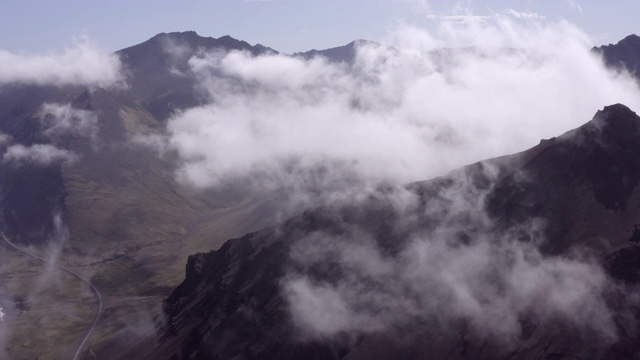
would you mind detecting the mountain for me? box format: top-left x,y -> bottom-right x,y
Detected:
3,31 -> 640,360
593,34 -> 640,80
128,104 -> 640,360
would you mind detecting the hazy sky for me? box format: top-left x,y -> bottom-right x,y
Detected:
0,0 -> 638,54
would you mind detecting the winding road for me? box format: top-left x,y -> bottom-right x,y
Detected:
1,232 -> 103,360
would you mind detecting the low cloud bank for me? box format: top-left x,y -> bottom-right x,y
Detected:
154,15 -> 640,202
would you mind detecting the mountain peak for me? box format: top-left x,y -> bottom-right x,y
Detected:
592,103 -> 639,133
145,31 -> 257,51
599,102 -> 635,114
618,34 -> 640,45
350,39 -> 373,46
592,34 -> 640,78
151,30 -> 201,41
294,39 -> 383,64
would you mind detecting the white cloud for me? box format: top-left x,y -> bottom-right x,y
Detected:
39,103 -> 99,140
0,39 -> 126,88
2,144 -> 78,166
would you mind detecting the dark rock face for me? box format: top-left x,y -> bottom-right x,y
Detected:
487,104 -> 640,253
149,104 -> 640,359
605,245 -> 640,284
0,162 -> 66,243
586,105 -> 640,211
593,34 -> 640,80
160,213 -> 353,360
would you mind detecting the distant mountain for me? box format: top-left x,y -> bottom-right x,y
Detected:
593,34 -> 640,80
117,31 -> 278,120
294,39 -> 378,64
125,104 -> 640,359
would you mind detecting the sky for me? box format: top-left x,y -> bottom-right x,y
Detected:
0,0 -> 638,54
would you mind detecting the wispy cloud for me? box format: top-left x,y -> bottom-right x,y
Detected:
506,9 -> 546,20
2,144 -> 78,166
565,0 -> 583,14
39,103 -> 100,141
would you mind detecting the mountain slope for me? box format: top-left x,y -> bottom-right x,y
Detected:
144,104 -> 640,360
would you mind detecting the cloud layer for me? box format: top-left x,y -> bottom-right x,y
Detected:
157,15 -> 640,203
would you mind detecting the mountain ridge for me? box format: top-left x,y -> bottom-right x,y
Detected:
120,103 -> 640,360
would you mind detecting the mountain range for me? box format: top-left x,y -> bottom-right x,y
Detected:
1,31 -> 640,359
